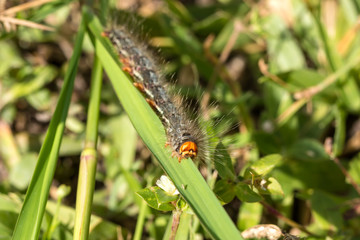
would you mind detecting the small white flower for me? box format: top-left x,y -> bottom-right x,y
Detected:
156,175 -> 179,196
260,179 -> 267,191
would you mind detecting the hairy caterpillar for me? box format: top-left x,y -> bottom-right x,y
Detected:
103,27 -> 210,163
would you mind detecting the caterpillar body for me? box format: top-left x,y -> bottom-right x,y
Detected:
104,28 -> 209,163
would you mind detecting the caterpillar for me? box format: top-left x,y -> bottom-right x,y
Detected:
103,27 -> 209,163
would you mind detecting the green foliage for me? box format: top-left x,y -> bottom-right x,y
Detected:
214,142 -> 236,180
10,16 -> 85,240
1,0 -> 360,239
137,187 -> 177,212
246,154 -> 282,176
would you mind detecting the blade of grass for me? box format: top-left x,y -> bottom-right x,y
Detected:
84,9 -> 242,239
278,54 -> 360,126
175,211 -> 192,239
309,3 -> 360,112
133,199 -> 147,240
333,107 -> 346,156
11,17 -> 85,240
73,54 -> 102,240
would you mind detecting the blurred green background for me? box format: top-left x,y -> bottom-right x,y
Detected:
1,0 -> 360,239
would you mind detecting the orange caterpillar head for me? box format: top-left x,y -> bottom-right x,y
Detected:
179,141 -> 198,160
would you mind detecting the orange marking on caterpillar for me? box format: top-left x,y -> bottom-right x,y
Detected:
122,65 -> 133,74
101,31 -> 109,37
146,99 -> 157,109
120,58 -> 133,75
133,82 -> 145,93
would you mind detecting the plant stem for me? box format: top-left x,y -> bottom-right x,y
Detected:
73,55 -> 103,240
261,201 -> 317,237
133,200 -> 147,240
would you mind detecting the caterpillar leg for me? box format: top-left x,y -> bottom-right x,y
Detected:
171,151 -> 183,163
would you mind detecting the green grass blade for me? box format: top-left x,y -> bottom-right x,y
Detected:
84,9 -> 242,240
333,107 -> 346,156
73,55 -> 102,240
11,18 -> 86,240
133,200 -> 147,240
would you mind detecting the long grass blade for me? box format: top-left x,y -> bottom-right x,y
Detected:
73,55 -> 102,239
11,17 -> 86,240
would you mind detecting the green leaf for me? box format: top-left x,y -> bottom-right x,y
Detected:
274,160 -> 347,193
9,153 -> 37,190
263,81 -> 293,119
349,153 -> 360,184
156,14 -> 213,80
278,69 -> 336,99
310,190 -> 344,231
176,199 -> 188,211
213,179 -> 236,203
137,188 -> 175,212
262,15 -> 305,72
333,107 -> 346,156
266,177 -> 284,197
155,188 -> 179,204
175,211 -> 192,240
0,41 -> 24,76
212,7 -> 251,53
253,132 -> 282,154
280,69 -> 324,88
2,65 -> 57,108
237,202 -> 263,231
26,89 -> 51,110
0,194 -> 19,238
0,222 -> 13,240
193,11 -> 230,35
339,75 -> 360,112
11,15 -> 85,240
214,142 -> 236,180
165,0 -> 193,24
235,183 -> 262,203
256,177 -> 284,199
247,154 -> 282,177
288,139 -> 329,161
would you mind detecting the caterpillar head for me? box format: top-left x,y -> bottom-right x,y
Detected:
179,141 -> 198,160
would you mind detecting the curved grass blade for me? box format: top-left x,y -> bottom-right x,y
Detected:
84,9 -> 242,240
11,18 -> 85,240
